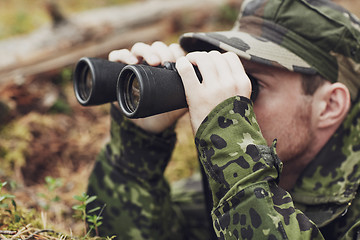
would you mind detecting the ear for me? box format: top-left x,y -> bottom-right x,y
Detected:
315,82 -> 351,129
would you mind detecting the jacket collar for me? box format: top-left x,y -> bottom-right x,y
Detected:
289,95 -> 360,227
291,94 -> 360,205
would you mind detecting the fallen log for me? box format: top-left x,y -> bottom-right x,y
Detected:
0,0 -> 235,85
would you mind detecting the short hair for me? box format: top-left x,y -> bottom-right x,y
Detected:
301,74 -> 326,96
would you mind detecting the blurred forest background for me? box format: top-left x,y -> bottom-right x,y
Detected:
0,0 -> 359,239
0,0 -> 239,238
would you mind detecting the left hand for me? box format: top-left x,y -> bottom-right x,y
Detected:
176,51 -> 252,133
109,41 -> 187,134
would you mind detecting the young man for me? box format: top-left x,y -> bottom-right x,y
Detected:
86,0 -> 360,239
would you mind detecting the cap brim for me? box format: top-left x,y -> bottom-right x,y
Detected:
179,31 -> 317,75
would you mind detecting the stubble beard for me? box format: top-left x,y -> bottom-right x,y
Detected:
277,96 -> 314,169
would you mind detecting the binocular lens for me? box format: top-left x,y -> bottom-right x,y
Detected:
78,65 -> 93,102
126,73 -> 140,112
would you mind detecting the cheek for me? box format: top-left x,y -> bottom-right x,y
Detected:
253,97 -> 299,145
253,96 -> 313,161
253,102 -> 279,145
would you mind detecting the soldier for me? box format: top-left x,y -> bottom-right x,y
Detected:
87,0 -> 360,239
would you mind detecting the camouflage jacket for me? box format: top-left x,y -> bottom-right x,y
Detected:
87,96 -> 360,239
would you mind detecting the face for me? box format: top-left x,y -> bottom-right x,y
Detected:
243,60 -> 315,164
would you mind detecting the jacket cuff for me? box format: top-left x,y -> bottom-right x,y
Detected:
195,96 -> 282,206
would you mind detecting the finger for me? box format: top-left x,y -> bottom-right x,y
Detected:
108,49 -> 138,64
223,52 -> 252,97
208,51 -> 234,84
223,52 -> 246,78
131,42 -> 161,66
176,56 -> 201,96
169,43 -> 186,60
186,52 -> 218,85
151,41 -> 176,64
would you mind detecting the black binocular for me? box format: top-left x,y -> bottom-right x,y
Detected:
73,57 -> 200,118
73,57 -> 258,118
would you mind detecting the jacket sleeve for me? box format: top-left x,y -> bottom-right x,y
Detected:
86,104 -> 182,239
195,96 -> 324,240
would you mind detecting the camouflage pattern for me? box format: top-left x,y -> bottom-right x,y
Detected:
179,0 -> 360,100
195,96 -> 319,239
291,93 -> 360,239
86,104 -> 210,239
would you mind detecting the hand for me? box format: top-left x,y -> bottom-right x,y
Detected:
109,41 -> 187,134
176,51 -> 252,133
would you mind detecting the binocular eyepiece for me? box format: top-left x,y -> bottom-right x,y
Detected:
73,57 -> 192,118
73,58 -> 125,106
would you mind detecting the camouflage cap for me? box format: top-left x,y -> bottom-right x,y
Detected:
179,0 -> 360,100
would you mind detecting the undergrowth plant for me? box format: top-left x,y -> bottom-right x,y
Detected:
0,179 -> 112,239
0,181 -> 17,221
37,176 -> 63,210
73,192 -> 105,237
0,181 -> 41,231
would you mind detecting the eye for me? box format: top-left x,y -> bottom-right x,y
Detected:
248,74 -> 259,102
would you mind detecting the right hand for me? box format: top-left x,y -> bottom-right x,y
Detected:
176,51 -> 252,134
108,41 -> 188,134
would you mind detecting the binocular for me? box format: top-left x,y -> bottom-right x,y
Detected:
73,57 -> 258,118
73,57 -> 200,118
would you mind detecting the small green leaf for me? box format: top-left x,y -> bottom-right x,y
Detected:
72,205 -> 85,211
11,199 -> 17,211
85,195 -> 97,205
14,214 -> 21,222
72,205 -> 80,210
3,194 -> 15,199
87,206 -> 100,214
73,195 -> 84,202
0,181 -> 7,188
52,195 -> 60,202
